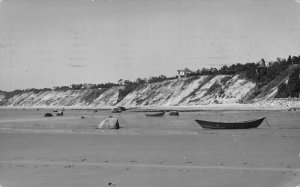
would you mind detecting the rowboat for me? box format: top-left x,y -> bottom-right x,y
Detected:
195,117 -> 266,129
145,111 -> 165,117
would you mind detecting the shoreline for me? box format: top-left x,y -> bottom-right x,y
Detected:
0,103 -> 299,111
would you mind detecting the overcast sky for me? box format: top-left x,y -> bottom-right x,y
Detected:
0,0 -> 300,91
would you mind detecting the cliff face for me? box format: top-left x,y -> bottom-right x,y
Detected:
2,63 -> 299,108
118,75 -> 255,106
0,75 -> 258,107
0,88 -> 120,107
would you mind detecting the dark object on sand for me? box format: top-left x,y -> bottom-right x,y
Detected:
195,117 -> 268,129
44,113 -> 53,117
117,106 -> 126,111
93,109 -> 98,113
145,111 -> 165,117
98,117 -> 120,129
81,116 -> 85,119
287,108 -> 297,111
57,111 -> 63,116
169,111 -> 179,116
53,110 -> 58,112
111,108 -> 122,113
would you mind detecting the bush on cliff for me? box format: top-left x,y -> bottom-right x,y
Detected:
287,68 -> 300,97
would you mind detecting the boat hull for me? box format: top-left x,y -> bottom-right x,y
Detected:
145,112 -> 165,117
195,118 -> 265,129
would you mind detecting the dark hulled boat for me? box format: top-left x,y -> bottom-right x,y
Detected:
195,117 -> 266,129
145,111 -> 165,117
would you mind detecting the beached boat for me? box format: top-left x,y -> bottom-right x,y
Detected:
195,117 -> 266,129
145,111 -> 165,117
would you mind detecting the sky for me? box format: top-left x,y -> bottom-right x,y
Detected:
0,0 -> 300,91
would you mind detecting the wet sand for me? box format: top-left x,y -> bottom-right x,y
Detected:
0,109 -> 299,187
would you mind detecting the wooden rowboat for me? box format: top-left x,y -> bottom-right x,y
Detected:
195,117 -> 266,129
145,112 -> 165,117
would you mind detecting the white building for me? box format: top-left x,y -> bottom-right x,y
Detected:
177,68 -> 193,77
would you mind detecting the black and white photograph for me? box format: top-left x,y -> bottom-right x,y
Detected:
0,0 -> 300,186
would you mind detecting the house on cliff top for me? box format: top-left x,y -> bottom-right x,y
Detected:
177,68 -> 193,77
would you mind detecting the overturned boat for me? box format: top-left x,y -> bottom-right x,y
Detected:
195,117 -> 267,129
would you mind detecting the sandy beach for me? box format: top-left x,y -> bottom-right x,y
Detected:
0,108 -> 299,187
